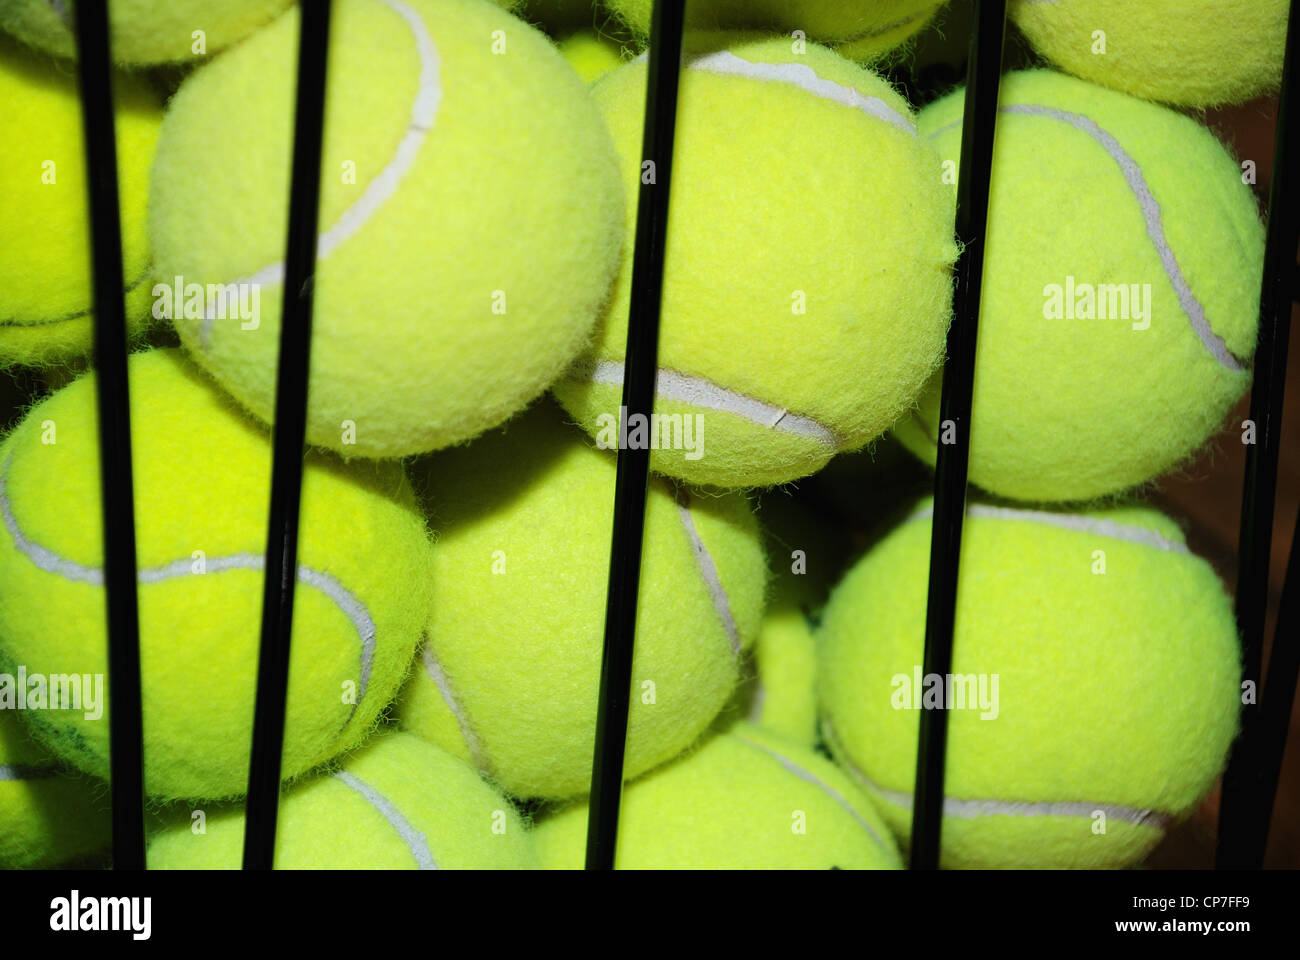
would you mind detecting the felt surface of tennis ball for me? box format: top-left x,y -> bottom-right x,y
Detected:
818,499 -> 1241,869
152,0 -> 624,458
0,349 -> 433,800
397,401 -> 767,799
552,37 -> 956,488
0,36 -> 161,368
536,722 -> 902,868
147,732 -> 536,868
557,29 -> 624,83
0,0 -> 293,64
605,0 -> 944,61
0,709 -> 110,868
893,70 -> 1263,502
1010,0 -> 1288,108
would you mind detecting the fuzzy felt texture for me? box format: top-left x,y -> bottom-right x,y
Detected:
0,709 -> 110,868
0,36 -> 160,368
151,0 -> 624,458
0,350 -> 433,800
0,0 -> 292,64
556,29 -> 626,83
1010,0 -> 1288,108
817,500 -> 1241,869
606,0 -> 945,62
552,36 -> 956,489
893,70 -> 1263,503
396,400 -> 767,799
147,732 -> 536,868
536,722 -> 901,868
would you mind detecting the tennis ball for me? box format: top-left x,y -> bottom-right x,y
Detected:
0,0 -> 292,64
1010,0 -> 1288,108
552,37 -> 957,488
147,732 -> 536,868
396,401 -> 767,799
0,36 -> 161,369
536,722 -> 902,868
0,709 -> 110,868
151,0 -> 624,459
557,29 -> 625,83
818,499 -> 1241,869
893,70 -> 1263,503
0,349 -> 433,800
606,1 -> 944,62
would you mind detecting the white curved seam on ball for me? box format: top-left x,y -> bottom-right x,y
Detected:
199,0 -> 441,347
573,359 -> 839,446
732,733 -> 892,852
47,0 -> 70,26
838,8 -> 936,46
333,770 -> 438,869
926,105 -> 1246,372
824,721 -> 1174,830
676,501 -> 743,658
0,454 -> 378,702
909,502 -> 1190,554
420,643 -> 490,776
0,764 -> 59,782
687,51 -> 918,136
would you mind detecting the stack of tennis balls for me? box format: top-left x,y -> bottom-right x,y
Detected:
0,710 -> 110,868
0,35 -> 162,369
893,70 -> 1264,503
397,400 -> 766,799
553,34 -> 958,488
150,0 -> 625,458
818,499 -> 1241,869
148,733 -> 536,869
537,722 -> 902,868
1009,0 -> 1289,108
0,349 -> 434,801
605,0 -> 948,63
0,0 -> 293,64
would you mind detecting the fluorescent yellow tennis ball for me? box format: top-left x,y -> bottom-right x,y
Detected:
0,0 -> 292,64
536,722 -> 902,868
0,36 -> 161,368
556,29 -> 625,83
0,349 -> 434,800
151,0 -> 624,458
605,1 -> 945,62
893,70 -> 1263,503
0,709 -> 110,868
147,732 -> 536,868
396,401 -> 767,799
818,499 -> 1241,869
552,37 -> 957,488
1010,0 -> 1288,108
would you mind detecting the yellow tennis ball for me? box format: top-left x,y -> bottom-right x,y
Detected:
818,500 -> 1241,869
0,0 -> 292,64
0,349 -> 433,800
0,36 -> 161,368
396,401 -> 767,799
147,732 -> 536,868
0,709 -> 110,868
552,36 -> 957,488
151,0 -> 624,458
605,1 -> 945,62
536,722 -> 902,868
893,70 -> 1264,502
1010,0 -> 1288,108
556,29 -> 625,83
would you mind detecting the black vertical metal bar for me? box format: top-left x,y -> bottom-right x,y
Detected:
242,0 -> 332,871
1217,0 -> 1300,870
910,0 -> 1007,871
585,0 -> 686,871
73,0 -> 146,871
